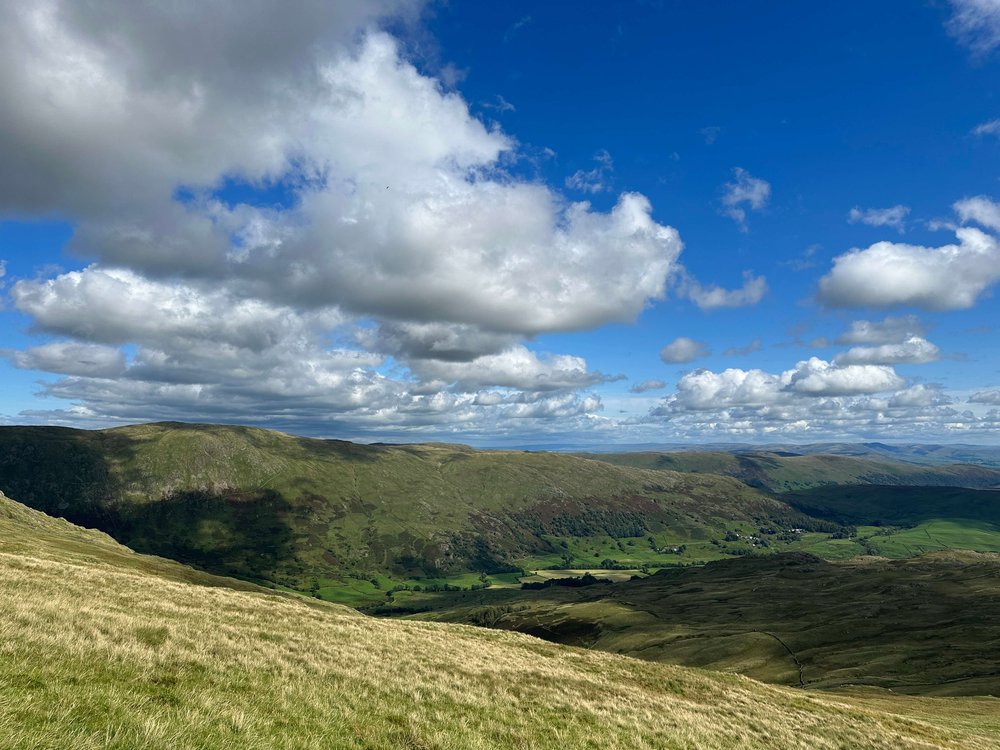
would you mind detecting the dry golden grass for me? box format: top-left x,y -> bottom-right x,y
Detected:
1,491 -> 997,749
2,556 -> 998,749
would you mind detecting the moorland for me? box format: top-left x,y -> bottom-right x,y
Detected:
1,421 -> 999,748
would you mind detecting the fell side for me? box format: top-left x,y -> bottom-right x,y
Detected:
1,491 -> 996,749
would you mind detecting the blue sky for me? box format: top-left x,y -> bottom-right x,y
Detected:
0,0 -> 999,445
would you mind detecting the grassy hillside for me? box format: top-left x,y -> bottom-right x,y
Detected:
777,442 -> 1000,468
0,423 -> 819,598
0,490 -> 273,593
582,450 -> 1000,492
782,484 -> 1000,526
1,492 -> 997,750
395,551 -> 1000,697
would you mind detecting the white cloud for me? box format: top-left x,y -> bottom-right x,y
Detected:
629,379 -> 666,394
678,271 -> 768,310
720,168 -> 770,231
660,337 -> 710,364
947,0 -> 1000,56
565,149 -> 614,194
11,267 -> 345,352
972,118 -> 1000,137
833,336 -> 940,366
836,315 -> 926,345
665,367 -> 784,410
888,384 -> 951,408
970,388 -> 1000,405
505,392 -> 602,420
408,345 -> 615,393
847,205 -> 910,232
0,4 -> 714,435
663,357 -> 904,412
0,7 -> 684,338
818,227 -> 1000,310
642,357 -> 990,440
785,357 -> 905,396
954,195 -> 1000,232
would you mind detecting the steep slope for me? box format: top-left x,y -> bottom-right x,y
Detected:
0,423 -> 813,592
402,551 -> 1000,697
0,492 -> 996,750
0,490 -> 278,593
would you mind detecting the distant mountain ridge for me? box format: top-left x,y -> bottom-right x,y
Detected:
4,421 -> 999,605
536,441 -> 1000,467
580,450 -> 1000,492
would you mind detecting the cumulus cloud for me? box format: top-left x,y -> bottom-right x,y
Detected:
678,271 -> 768,310
720,168 -> 770,231
408,345 -> 617,393
0,2 -> 713,435
835,315 -> 926,345
665,367 -> 785,411
847,205 -> 910,232
505,392 -> 602,420
947,0 -> 1000,56
660,337 -> 710,364
785,358 -> 905,396
973,118 -> 1000,137
970,388 -> 1000,405
662,357 -> 904,412
0,5 -> 684,337
833,336 -> 940,366
11,267 -> 346,352
629,379 -> 666,393
818,226 -> 1000,310
888,384 -> 951,408
954,195 -> 1000,232
4,265 -> 614,431
642,356 -> 989,440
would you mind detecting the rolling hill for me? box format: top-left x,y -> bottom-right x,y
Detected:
0,422 -> 824,598
580,450 -> 1000,493
570,443 -> 1000,469
1,489 -> 997,750
392,550 -> 1000,697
